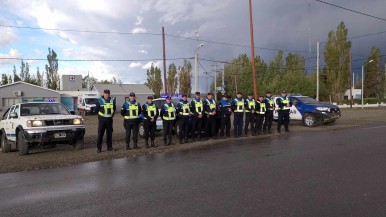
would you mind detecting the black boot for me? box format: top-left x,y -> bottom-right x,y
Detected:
184,138 -> 189,143
145,141 -> 150,148
164,139 -> 168,146
151,140 -> 156,147
168,137 -> 172,146
134,143 -> 140,149
179,139 -> 183,144
126,144 -> 131,150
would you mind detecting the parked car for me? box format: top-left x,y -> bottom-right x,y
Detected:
274,95 -> 341,127
0,102 -> 85,155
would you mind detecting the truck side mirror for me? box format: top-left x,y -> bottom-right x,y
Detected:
10,112 -> 18,119
70,111 -> 75,115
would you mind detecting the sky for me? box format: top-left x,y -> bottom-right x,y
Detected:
0,0 -> 385,92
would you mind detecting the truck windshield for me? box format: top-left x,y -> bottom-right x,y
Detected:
20,103 -> 70,116
299,97 -> 320,104
85,98 -> 99,104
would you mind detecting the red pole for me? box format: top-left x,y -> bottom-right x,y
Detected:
249,0 -> 258,99
162,26 -> 167,94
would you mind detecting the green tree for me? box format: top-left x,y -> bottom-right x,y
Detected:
364,47 -> 383,102
179,60 -> 192,95
323,21 -> 351,103
167,63 -> 178,94
1,74 -> 8,85
145,63 -> 163,97
45,47 -> 60,90
13,65 -> 21,82
36,67 -> 43,86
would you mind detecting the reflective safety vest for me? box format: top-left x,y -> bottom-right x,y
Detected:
279,97 -> 290,110
98,98 -> 114,118
257,102 -> 266,114
124,101 -> 140,119
146,104 -> 157,118
205,99 -> 216,115
194,99 -> 203,114
245,99 -> 256,113
234,98 -> 245,112
163,103 -> 176,120
179,102 -> 190,116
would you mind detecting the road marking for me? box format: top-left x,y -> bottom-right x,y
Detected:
361,126 -> 386,130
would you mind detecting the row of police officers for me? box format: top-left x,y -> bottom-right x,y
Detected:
95,89 -> 292,153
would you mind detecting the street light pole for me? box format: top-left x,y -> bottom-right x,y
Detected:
248,0 -> 258,99
194,44 -> 204,93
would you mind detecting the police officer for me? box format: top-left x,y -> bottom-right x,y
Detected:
95,89 -> 116,153
176,94 -> 191,144
219,94 -> 232,139
244,93 -> 256,136
276,91 -> 292,133
204,92 -> 217,140
254,95 -> 266,135
263,91 -> 275,134
190,92 -> 204,142
121,92 -> 141,150
142,95 -> 159,148
160,96 -> 176,146
232,92 -> 244,138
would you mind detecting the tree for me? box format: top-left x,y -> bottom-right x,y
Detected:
45,47 -> 60,90
36,67 -> 43,86
8,75 -> 12,83
323,21 -> 351,103
179,60 -> 192,95
167,63 -> 178,94
145,64 -> 163,97
1,74 -> 8,85
364,47 -> 383,102
13,65 -> 21,82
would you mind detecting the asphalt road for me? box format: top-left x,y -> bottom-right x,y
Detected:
1,123 -> 386,217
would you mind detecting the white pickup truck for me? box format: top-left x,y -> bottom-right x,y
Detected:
0,102 -> 86,155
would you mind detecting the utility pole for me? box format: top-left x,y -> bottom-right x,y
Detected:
194,44 -> 204,93
349,50 -> 353,108
162,26 -> 167,94
316,41 -> 320,101
222,63 -> 225,94
234,74 -> 238,93
248,0 -> 258,99
214,65 -> 217,101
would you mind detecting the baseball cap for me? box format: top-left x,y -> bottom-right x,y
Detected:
266,91 -> 271,94
129,92 -> 136,97
104,89 -> 110,94
195,92 -> 201,95
207,92 -> 213,96
182,94 -> 187,97
237,91 -> 242,95
281,90 -> 287,94
165,96 -> 172,99
147,95 -> 154,99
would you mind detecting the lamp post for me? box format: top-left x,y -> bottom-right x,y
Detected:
194,44 -> 204,93
362,59 -> 373,109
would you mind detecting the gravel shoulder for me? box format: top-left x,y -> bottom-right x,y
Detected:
0,107 -> 385,174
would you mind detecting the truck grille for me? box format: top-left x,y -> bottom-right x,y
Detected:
45,119 -> 72,126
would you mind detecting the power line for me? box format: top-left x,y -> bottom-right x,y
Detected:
0,57 -> 192,62
315,0 -> 386,22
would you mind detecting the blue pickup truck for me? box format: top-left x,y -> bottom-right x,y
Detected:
274,95 -> 341,127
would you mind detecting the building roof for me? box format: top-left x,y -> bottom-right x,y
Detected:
92,84 -> 154,95
0,81 -> 61,94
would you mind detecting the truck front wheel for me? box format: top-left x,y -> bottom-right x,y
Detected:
1,133 -> 11,153
303,113 -> 320,127
17,131 -> 29,155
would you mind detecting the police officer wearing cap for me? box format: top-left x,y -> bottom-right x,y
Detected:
176,94 -> 191,144
190,92 -> 204,142
204,92 -> 217,140
95,89 -> 116,153
232,92 -> 245,138
121,92 -> 142,150
142,95 -> 159,148
244,93 -> 256,136
160,96 -> 176,146
218,94 -> 232,139
254,95 -> 266,135
276,90 -> 292,133
263,91 -> 275,134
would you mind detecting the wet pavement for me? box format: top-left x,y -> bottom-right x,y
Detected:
1,123 -> 386,217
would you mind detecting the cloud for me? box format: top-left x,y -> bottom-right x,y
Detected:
135,16 -> 144,26
0,25 -> 18,48
138,49 -> 148,54
132,27 -> 147,34
129,62 -> 142,68
0,49 -> 22,65
142,61 -> 162,69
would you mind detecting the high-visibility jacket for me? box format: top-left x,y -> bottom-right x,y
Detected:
265,97 -> 275,110
146,104 -> 157,118
192,99 -> 204,114
205,99 -> 216,115
178,101 -> 191,116
257,101 -> 266,114
98,98 -> 114,118
124,101 -> 140,119
163,103 -> 176,120
245,98 -> 256,113
234,98 -> 245,112
278,97 -> 290,110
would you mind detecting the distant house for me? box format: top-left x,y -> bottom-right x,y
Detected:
344,89 -> 362,100
91,84 -> 155,107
